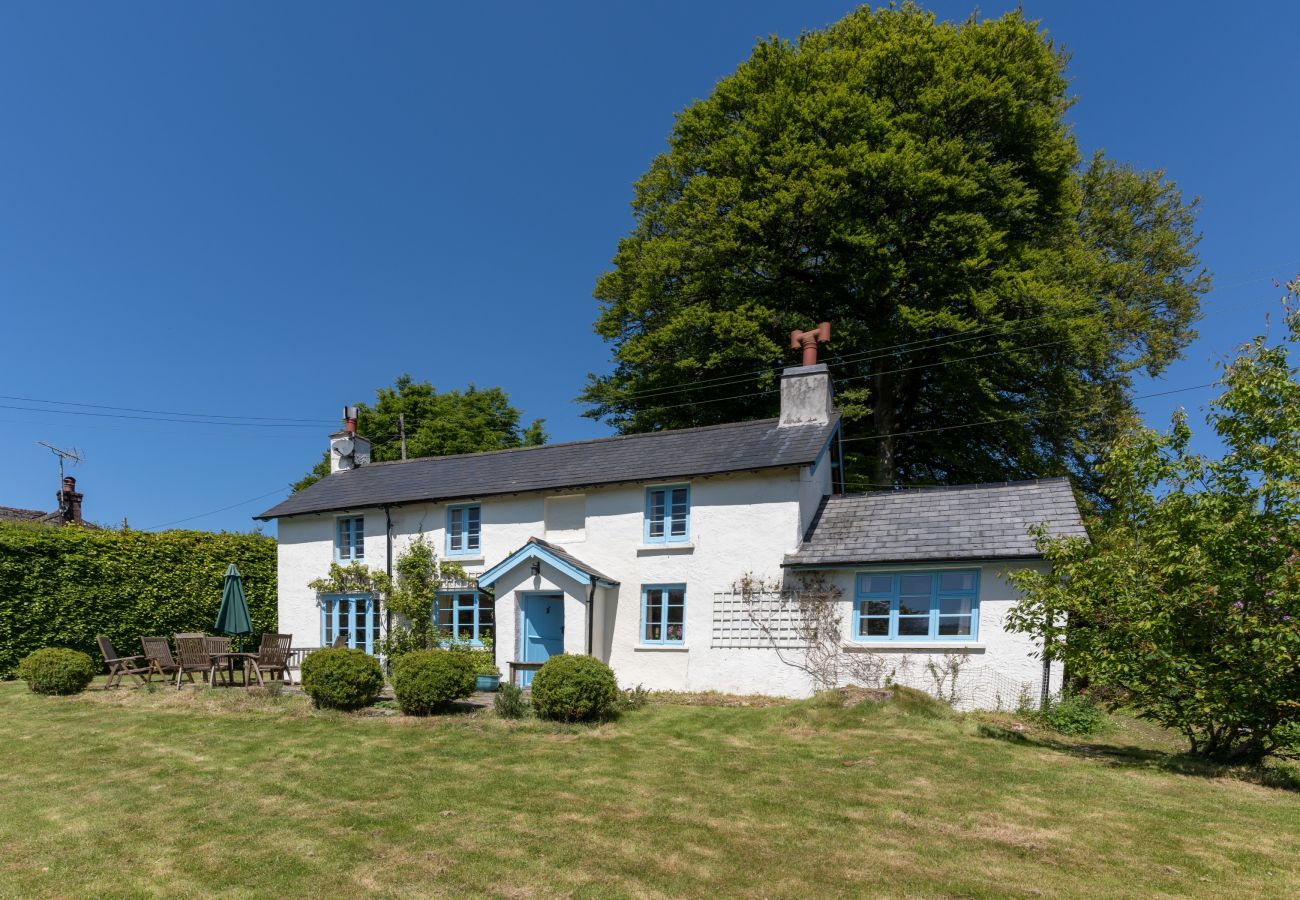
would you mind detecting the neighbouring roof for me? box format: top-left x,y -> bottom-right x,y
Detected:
0,506 -> 61,525
478,537 -> 619,589
256,415 -> 840,520
783,477 -> 1087,567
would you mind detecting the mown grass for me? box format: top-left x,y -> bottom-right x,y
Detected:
0,681 -> 1296,898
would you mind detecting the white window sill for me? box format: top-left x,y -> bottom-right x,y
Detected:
633,645 -> 690,652
636,543 -> 694,556
842,642 -> 986,653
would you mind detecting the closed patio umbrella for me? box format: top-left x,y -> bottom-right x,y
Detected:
215,563 -> 253,640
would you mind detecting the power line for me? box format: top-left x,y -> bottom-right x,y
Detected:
0,402 -> 328,428
143,487 -> 288,531
837,381 -> 1217,445
0,393 -> 333,424
639,336 -> 1076,413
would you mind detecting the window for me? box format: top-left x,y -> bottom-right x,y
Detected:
641,584 -> 686,645
447,504 -> 481,556
645,485 -> 689,544
854,571 -> 979,641
435,592 -> 494,644
320,594 -> 382,653
336,516 -> 364,562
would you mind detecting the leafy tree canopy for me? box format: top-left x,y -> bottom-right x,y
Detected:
293,375 -> 546,492
583,4 -> 1208,494
1008,283 -> 1300,762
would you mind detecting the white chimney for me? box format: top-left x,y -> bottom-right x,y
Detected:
330,406 -> 372,473
779,363 -> 834,426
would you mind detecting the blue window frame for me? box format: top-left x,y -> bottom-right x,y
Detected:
435,592 -> 494,644
320,593 -> 381,653
644,485 -> 690,544
641,584 -> 686,645
335,516 -> 364,562
446,504 -> 481,556
854,570 -> 980,641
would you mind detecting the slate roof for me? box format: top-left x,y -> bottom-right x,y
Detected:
0,506 -> 61,525
257,415 -> 840,520
783,477 -> 1087,567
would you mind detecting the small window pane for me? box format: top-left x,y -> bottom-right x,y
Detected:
353,519 -> 364,558
899,595 -> 931,616
938,616 -> 972,636
466,507 -> 481,550
939,596 -> 973,616
898,616 -> 929,636
860,575 -> 892,594
939,572 -> 975,592
900,574 -> 932,595
864,618 -> 889,636
864,599 -> 890,617
670,488 -> 688,536
645,622 -> 662,642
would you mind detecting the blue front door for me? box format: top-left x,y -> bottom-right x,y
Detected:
521,593 -> 563,687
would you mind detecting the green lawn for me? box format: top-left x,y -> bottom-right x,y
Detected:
0,681 -> 1297,899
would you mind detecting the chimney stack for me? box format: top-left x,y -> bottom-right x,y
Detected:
58,476 -> 84,525
779,323 -> 834,427
330,406 -> 372,473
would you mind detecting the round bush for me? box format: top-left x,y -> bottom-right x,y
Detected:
16,648 -> 97,695
530,654 -> 619,722
300,648 -> 384,711
392,650 -> 477,715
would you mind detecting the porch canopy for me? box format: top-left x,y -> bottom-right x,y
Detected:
477,537 -> 619,591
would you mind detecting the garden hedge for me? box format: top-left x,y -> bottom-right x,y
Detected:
0,522 -> 277,677
301,648 -> 385,711
16,647 -> 97,695
391,649 -> 477,715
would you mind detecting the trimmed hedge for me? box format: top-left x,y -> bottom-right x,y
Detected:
301,648 -> 385,711
15,647 -> 97,695
0,522 -> 276,677
391,650 -> 477,715
530,654 -> 619,722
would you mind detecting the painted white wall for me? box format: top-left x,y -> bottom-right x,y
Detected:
273,468 -> 1057,708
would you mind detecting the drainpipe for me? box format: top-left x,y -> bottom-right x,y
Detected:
384,505 -> 393,662
586,582 -> 596,657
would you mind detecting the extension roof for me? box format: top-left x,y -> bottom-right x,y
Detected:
478,537 -> 619,589
783,477 -> 1086,567
256,414 -> 840,520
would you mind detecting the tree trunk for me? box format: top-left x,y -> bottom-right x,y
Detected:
872,371 -> 897,485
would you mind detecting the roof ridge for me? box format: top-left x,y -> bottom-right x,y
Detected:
352,415 -> 821,470
836,476 -> 1071,498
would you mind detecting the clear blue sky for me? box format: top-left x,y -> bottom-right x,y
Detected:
1,1 -> 1296,533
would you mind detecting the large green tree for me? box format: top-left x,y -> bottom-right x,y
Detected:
1007,284 -> 1300,761
293,375 -> 546,491
582,5 -> 1208,493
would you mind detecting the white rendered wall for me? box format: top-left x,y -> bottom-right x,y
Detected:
273,470 -> 1057,708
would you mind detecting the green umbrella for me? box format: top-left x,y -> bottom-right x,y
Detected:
215,563 -> 253,639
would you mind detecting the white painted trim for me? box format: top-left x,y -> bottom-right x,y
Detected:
636,544 -> 695,556
633,645 -> 691,653
843,642 -> 986,653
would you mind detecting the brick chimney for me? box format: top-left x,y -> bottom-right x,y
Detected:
57,476 -> 84,525
779,323 -> 834,427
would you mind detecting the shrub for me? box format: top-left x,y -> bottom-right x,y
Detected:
530,654 -> 619,722
494,682 -> 529,719
16,648 -> 97,695
391,650 -> 477,715
618,683 -> 651,711
1040,694 -> 1108,736
300,648 -> 384,711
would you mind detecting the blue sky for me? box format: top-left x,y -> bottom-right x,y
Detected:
1,1 -> 1296,533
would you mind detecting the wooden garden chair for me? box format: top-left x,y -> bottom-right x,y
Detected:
97,635 -> 152,688
173,635 -> 220,689
248,633 -> 293,687
140,636 -> 182,681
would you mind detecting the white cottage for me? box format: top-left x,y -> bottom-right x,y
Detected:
256,363 -> 1085,707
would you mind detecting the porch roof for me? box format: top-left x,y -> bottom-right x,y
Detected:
477,537 -> 619,590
